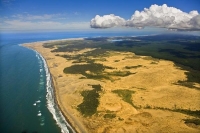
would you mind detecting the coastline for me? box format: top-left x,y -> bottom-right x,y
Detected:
50,74 -> 77,133
22,38 -> 200,133
22,40 -> 87,133
40,52 -> 77,133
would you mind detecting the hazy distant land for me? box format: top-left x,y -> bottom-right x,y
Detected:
24,34 -> 200,133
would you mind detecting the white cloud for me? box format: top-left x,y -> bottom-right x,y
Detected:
1,20 -> 90,31
0,13 -> 90,31
11,14 -> 64,21
90,14 -> 125,28
189,15 -> 200,30
91,4 -> 200,31
26,14 -> 53,20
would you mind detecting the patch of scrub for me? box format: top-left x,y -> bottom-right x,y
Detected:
104,113 -> 116,119
124,65 -> 143,69
63,63 -> 105,74
144,106 -> 200,118
63,63 -> 109,80
63,63 -> 132,80
112,89 -> 135,107
77,84 -> 102,116
175,70 -> 200,90
143,56 -> 159,62
58,48 -> 109,64
108,71 -> 133,77
184,118 -> 200,127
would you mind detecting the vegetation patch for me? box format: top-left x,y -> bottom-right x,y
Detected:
176,81 -> 200,90
183,118 -> 200,126
175,70 -> 200,90
114,60 -> 120,62
108,71 -> 133,77
57,48 -> 110,64
144,105 -> 200,118
118,117 -> 124,121
173,108 -> 200,118
77,84 -> 102,116
104,113 -> 116,119
50,40 -> 107,53
63,63 -> 132,80
125,65 -> 142,69
84,48 -> 108,57
43,43 -> 55,48
143,56 -> 159,62
150,62 -> 158,64
61,54 -> 94,63
63,63 -> 104,75
63,63 -> 110,80
112,89 -> 135,107
94,58 -> 107,62
104,66 -> 115,70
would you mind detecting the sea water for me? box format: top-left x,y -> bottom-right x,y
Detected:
0,31 -> 157,133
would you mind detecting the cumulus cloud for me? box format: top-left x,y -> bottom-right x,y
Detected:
90,4 -> 200,31
189,15 -> 200,30
90,14 -> 125,28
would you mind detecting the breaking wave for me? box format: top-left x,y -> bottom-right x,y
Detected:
34,50 -> 75,133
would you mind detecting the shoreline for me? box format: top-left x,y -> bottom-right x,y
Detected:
41,53 -> 77,133
50,72 -> 78,133
22,45 -> 80,133
20,37 -> 84,46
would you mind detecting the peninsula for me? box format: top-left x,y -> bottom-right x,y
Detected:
24,35 -> 200,133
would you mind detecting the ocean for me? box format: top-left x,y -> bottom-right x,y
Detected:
0,30 -> 165,133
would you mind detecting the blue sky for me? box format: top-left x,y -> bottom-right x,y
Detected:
0,0 -> 200,32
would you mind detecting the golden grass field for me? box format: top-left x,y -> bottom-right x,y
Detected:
24,39 -> 200,133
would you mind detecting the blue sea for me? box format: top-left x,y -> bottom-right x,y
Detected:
0,30 -> 166,133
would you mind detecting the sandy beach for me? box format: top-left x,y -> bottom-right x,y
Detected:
23,39 -> 88,133
23,38 -> 200,133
